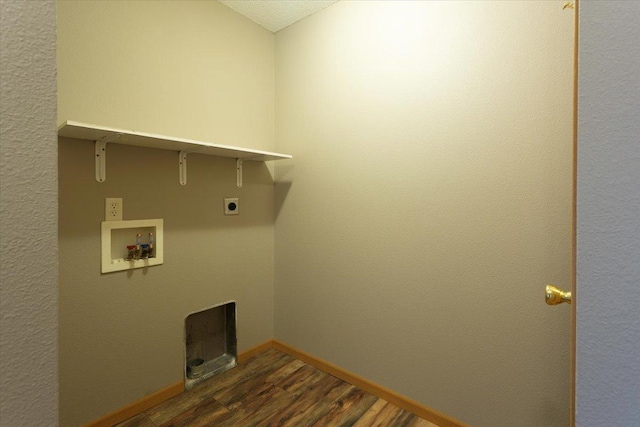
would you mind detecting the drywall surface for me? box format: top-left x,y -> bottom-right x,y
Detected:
576,2 -> 640,425
57,0 -> 274,153
57,2 -> 275,425
274,2 -> 573,425
0,1 -> 58,425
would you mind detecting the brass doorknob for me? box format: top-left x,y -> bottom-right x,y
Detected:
545,285 -> 571,305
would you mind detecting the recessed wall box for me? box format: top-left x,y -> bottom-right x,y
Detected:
101,219 -> 163,273
184,301 -> 237,390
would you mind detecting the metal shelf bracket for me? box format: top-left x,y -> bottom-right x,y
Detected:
236,158 -> 243,188
179,151 -> 188,186
94,133 -> 122,182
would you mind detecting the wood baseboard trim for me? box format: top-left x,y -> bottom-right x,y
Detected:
83,380 -> 184,427
272,339 -> 468,427
84,340 -> 273,427
238,339 -> 275,363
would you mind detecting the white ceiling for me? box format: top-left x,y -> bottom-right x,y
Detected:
218,0 -> 340,33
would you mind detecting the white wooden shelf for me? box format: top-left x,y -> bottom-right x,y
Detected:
58,120 -> 292,186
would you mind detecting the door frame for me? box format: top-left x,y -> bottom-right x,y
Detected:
571,1 -> 579,425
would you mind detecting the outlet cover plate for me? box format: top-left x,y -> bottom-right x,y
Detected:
105,197 -> 123,221
224,198 -> 239,215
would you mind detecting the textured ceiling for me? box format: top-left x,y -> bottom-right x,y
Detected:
218,0 -> 339,33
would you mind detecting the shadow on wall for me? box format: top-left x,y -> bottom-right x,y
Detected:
58,137 -> 278,235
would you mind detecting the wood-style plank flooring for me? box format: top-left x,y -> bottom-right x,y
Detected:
116,348 -> 438,427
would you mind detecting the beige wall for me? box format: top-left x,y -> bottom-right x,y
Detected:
57,0 -> 274,151
58,1 -> 576,425
274,2 -> 573,426
57,1 -> 275,425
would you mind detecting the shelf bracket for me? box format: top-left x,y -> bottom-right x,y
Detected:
94,133 -> 122,182
179,151 -> 188,186
236,158 -> 243,188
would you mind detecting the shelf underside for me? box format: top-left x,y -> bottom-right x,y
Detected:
58,121 -> 292,162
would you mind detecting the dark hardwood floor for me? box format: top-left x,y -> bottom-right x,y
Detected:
115,348 -> 438,427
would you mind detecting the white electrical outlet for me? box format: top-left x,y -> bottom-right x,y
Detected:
224,198 -> 239,215
105,198 -> 123,221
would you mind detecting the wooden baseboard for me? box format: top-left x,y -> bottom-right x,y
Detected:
85,339 -> 465,427
83,380 -> 184,427
272,339 -> 468,427
84,340 -> 273,427
237,339 -> 274,363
